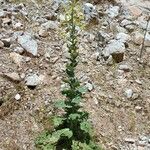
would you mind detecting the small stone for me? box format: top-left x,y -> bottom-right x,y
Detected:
84,3 -> 97,21
13,22 -> 24,30
133,31 -> 143,45
125,89 -> 133,99
20,73 -> 25,79
4,72 -> 21,82
15,94 -> 21,101
25,74 -> 40,87
106,6 -> 119,18
18,33 -> 38,56
14,46 -> 24,54
0,40 -> 4,48
2,17 -> 11,24
120,19 -> 132,27
85,82 -> 93,91
42,21 -> 59,30
135,106 -> 142,111
145,32 -> 150,47
135,79 -> 142,85
125,24 -> 135,32
10,52 -> 23,66
103,40 -> 125,63
119,64 -> 132,72
116,32 -> 130,43
132,93 -> 139,100
1,38 -> 11,47
39,28 -> 48,37
138,141 -> 147,146
124,138 -> 135,143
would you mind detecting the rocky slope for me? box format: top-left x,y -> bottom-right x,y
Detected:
0,0 -> 150,150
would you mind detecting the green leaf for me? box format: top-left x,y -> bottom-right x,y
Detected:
80,121 -> 92,133
72,96 -> 81,104
52,128 -> 73,139
77,86 -> 88,94
54,100 -> 71,109
72,141 -> 93,150
43,144 -> 56,150
53,117 -> 65,127
68,113 -> 81,120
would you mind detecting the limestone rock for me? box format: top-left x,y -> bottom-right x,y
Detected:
18,33 -> 38,56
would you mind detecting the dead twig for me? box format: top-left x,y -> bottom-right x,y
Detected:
140,16 -> 150,58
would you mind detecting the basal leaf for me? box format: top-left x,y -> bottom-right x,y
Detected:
52,128 -> 73,139
54,100 -> 71,109
72,96 -> 81,104
53,117 -> 65,127
68,113 -> 81,120
77,86 -> 88,94
80,121 -> 92,133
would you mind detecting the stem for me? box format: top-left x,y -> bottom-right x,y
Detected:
140,16 -> 150,58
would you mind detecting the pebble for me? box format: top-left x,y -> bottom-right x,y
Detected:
15,94 -> 21,101
85,82 -> 94,91
4,72 -> 21,82
119,64 -> 132,72
25,74 -> 40,87
39,28 -> 48,37
0,40 -> 4,48
133,31 -> 143,45
84,3 -> 97,21
125,89 -> 133,98
106,5 -> 119,18
124,138 -> 135,143
10,52 -> 23,66
42,21 -> 59,30
1,38 -> 11,47
116,32 -> 130,43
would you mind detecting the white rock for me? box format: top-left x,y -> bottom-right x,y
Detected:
25,74 -> 40,87
136,16 -> 150,31
120,19 -> 132,27
14,46 -> 24,54
103,40 -> 125,62
52,0 -> 68,11
13,22 -> 24,30
124,138 -> 135,143
18,33 -> 38,56
42,21 -> 59,30
84,3 -> 97,21
0,10 -> 6,18
125,89 -> 133,98
116,32 -> 130,43
119,64 -> 132,72
135,106 -> 142,111
15,94 -> 21,101
106,6 -> 119,18
85,82 -> 94,91
0,40 -> 4,48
